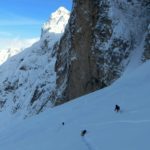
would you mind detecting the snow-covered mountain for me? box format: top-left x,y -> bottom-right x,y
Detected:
41,7 -> 70,36
0,48 -> 22,65
0,1 -> 150,149
0,59 -> 150,150
0,38 -> 38,65
0,1 -> 149,118
0,7 -> 70,117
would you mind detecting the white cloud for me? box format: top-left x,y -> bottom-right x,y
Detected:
0,37 -> 39,65
0,37 -> 39,50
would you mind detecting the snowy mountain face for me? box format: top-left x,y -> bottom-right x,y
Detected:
41,7 -> 70,47
0,48 -> 22,65
0,7 -> 70,117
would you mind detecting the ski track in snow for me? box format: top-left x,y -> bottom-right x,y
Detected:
80,119 -> 150,150
79,119 -> 150,129
82,136 -> 98,150
102,119 -> 150,125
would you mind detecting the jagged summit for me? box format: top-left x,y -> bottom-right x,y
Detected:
41,7 -> 70,38
52,6 -> 70,16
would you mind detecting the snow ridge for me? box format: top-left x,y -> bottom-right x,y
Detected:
41,7 -> 70,37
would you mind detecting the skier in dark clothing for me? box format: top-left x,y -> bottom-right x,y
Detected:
81,130 -> 87,136
114,104 -> 120,112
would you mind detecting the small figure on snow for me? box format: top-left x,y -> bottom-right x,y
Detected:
81,130 -> 87,136
114,104 -> 120,112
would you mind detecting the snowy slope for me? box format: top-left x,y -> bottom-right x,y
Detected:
0,7 -> 70,116
0,60 -> 150,150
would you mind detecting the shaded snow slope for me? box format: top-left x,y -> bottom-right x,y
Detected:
0,7 -> 70,117
0,61 -> 150,150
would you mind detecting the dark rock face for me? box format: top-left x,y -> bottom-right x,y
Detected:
54,0 -> 150,105
143,25 -> 150,60
55,0 -> 103,105
142,1 -> 150,60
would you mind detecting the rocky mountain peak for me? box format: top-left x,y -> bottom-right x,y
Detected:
41,7 -> 70,39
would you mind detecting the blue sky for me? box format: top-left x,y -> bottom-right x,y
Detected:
0,0 -> 72,40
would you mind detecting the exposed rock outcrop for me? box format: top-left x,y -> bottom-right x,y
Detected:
143,24 -> 150,60
54,0 -> 150,105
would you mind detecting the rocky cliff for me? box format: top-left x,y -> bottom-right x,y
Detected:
54,0 -> 150,105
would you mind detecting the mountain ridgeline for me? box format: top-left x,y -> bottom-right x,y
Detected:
0,1 -> 149,117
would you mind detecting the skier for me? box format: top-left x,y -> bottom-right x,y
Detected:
81,130 -> 87,136
114,104 -> 120,112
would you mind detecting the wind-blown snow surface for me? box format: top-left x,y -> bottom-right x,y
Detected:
0,61 -> 150,150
